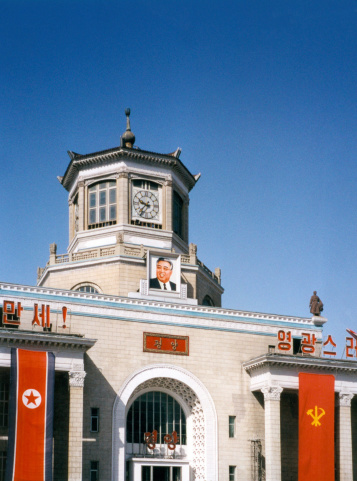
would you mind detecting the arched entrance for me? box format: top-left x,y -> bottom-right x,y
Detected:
112,364 -> 218,481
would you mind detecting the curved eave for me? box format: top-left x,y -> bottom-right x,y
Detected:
60,147 -> 197,192
243,353 -> 357,374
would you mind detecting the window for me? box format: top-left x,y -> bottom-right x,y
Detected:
0,383 -> 9,428
132,179 -> 159,191
75,285 -> 99,294
229,466 -> 236,481
90,461 -> 99,481
91,408 -> 99,432
142,466 -> 181,481
229,416 -> 236,438
126,391 -> 186,445
0,452 -> 6,481
202,295 -> 215,307
173,192 -> 183,238
88,181 -> 116,229
293,338 -> 302,354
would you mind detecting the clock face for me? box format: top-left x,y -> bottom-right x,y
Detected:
133,190 -> 160,220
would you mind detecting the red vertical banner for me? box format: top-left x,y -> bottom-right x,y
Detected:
5,349 -> 55,481
298,373 -> 335,481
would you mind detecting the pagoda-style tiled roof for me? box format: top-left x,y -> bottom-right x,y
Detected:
59,146 -> 198,192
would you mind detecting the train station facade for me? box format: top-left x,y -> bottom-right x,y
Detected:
1,112 -> 356,481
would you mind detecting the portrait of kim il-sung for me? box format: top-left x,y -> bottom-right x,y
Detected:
148,253 -> 180,293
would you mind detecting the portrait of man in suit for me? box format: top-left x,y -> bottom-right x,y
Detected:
149,257 -> 176,291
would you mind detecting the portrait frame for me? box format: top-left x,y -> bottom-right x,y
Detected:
147,250 -> 181,295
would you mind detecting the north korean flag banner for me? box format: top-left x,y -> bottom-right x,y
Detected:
298,373 -> 335,481
5,349 -> 55,481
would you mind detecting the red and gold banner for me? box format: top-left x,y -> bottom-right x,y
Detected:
143,332 -> 189,355
298,373 -> 335,481
5,349 -> 55,481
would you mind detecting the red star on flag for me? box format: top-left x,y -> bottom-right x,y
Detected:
24,390 -> 40,406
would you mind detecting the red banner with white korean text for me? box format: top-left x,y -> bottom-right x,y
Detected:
5,349 -> 55,481
298,373 -> 335,481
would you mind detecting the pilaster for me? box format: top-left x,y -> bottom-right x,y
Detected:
68,370 -> 86,481
77,181 -> 85,231
338,391 -> 354,481
165,180 -> 173,231
261,385 -> 283,481
118,172 -> 129,224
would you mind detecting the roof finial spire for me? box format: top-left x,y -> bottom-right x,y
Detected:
121,108 -> 135,148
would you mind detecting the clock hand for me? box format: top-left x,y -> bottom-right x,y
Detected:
139,205 -> 148,214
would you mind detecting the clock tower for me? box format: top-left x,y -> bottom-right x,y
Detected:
37,110 -> 223,306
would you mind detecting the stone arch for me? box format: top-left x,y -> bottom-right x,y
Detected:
112,364 -> 218,481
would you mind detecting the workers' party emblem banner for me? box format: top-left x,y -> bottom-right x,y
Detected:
298,373 -> 335,481
5,349 -> 55,481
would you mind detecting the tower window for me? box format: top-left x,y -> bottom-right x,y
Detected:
88,181 -> 116,229
229,466 -> 236,481
173,191 -> 183,238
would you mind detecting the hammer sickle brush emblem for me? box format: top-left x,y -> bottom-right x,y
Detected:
306,406 -> 326,427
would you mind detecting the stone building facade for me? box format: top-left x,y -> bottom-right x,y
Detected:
0,112 -> 356,481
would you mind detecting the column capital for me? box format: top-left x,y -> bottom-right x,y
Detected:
261,385 -> 283,401
118,172 -> 129,179
69,370 -> 86,387
339,391 -> 354,407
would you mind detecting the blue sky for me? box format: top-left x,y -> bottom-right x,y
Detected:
1,0 -> 357,354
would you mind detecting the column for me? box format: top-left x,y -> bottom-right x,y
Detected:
68,370 -> 86,481
261,385 -> 283,481
338,391 -> 354,481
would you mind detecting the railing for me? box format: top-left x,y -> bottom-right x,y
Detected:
51,244 -> 219,283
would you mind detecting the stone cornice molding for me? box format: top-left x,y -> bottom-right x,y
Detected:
339,391 -> 354,407
0,282 -> 318,330
61,147 -> 197,192
243,353 -> 357,375
0,328 -> 96,351
261,385 -> 283,401
1,283 -> 320,335
69,370 -> 86,387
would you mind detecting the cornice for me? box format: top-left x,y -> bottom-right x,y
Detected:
61,147 -> 197,193
1,282 -> 317,329
243,353 -> 357,374
0,328 -> 96,351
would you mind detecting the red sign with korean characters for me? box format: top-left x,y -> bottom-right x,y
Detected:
1,300 -> 69,330
143,332 -> 189,356
276,329 -> 357,359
